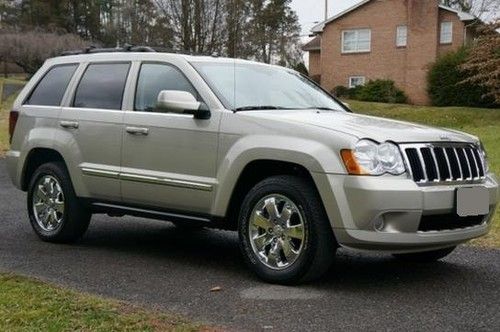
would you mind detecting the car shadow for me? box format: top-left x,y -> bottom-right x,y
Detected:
70,214 -> 487,291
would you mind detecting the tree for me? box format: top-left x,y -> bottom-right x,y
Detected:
441,0 -> 500,20
0,30 -> 88,75
461,21 -> 500,104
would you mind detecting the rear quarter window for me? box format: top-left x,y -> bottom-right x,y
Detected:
73,63 -> 130,110
25,64 -> 78,106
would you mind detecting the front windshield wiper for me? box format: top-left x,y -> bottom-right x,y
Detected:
233,106 -> 289,112
299,106 -> 340,111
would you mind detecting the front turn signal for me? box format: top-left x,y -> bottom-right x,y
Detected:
341,149 -> 365,175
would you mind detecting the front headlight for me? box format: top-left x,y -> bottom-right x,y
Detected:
341,139 -> 406,175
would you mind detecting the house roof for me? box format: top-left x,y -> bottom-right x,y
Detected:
311,0 -> 477,33
302,36 -> 321,51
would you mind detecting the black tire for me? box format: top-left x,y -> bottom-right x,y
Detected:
238,175 -> 337,284
392,246 -> 456,262
27,162 -> 91,243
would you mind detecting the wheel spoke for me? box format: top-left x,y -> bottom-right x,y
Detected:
252,211 -> 273,230
279,206 -> 292,223
263,197 -> 279,220
54,201 -> 64,214
253,233 -> 272,251
285,224 -> 304,240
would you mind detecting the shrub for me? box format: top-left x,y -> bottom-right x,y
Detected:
355,79 -> 407,103
332,85 -> 362,99
427,47 -> 496,107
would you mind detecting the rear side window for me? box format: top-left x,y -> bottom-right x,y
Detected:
25,64 -> 78,106
73,63 -> 130,110
135,63 -> 198,112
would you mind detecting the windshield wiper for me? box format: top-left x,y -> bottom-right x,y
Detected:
233,106 -> 288,112
300,106 -> 340,111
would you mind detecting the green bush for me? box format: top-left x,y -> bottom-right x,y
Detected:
355,79 -> 407,103
427,47 -> 496,107
332,85 -> 362,99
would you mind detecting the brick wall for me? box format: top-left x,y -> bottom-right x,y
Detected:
313,0 -> 466,105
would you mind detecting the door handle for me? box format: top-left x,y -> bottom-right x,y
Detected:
126,127 -> 149,136
59,121 -> 79,129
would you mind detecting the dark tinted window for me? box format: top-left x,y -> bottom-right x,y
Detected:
135,63 -> 197,112
73,63 -> 130,110
26,64 -> 78,106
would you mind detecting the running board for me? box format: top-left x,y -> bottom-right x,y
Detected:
91,202 -> 212,224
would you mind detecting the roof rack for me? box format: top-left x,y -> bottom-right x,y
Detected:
60,44 -> 216,57
60,44 -> 157,56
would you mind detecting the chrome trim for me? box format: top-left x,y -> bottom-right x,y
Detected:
400,142 -> 485,186
120,173 -> 213,191
81,167 -> 120,179
81,167 -> 213,191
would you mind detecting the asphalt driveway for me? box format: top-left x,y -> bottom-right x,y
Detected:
0,159 -> 499,331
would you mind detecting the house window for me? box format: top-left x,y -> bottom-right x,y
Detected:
342,29 -> 371,53
440,22 -> 453,44
396,25 -> 408,47
349,76 -> 366,88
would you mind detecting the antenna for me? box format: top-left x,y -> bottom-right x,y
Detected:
325,0 -> 328,20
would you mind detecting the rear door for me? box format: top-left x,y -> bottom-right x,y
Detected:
56,62 -> 131,201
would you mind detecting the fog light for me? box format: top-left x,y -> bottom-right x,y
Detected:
373,217 -> 385,231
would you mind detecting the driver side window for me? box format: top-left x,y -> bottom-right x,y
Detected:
135,63 -> 198,112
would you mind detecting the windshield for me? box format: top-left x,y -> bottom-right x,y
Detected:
190,61 -> 345,112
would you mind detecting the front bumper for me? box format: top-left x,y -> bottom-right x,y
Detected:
313,172 -> 499,253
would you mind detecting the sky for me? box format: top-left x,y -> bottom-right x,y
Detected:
291,0 -> 361,36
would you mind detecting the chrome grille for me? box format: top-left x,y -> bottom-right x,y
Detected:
401,143 -> 486,184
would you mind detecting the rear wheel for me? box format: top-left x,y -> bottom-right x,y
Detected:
392,246 -> 456,262
238,175 -> 336,284
27,162 -> 91,243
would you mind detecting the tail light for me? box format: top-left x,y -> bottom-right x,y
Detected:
9,110 -> 19,144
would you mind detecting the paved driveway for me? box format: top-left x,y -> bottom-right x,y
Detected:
1,159 -> 499,331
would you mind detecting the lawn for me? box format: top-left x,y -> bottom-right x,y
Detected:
347,100 -> 499,248
0,273 -> 204,332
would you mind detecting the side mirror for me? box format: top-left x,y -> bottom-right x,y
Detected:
156,90 -> 210,119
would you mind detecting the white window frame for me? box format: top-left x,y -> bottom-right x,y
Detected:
396,25 -> 408,47
349,76 -> 366,88
440,21 -> 453,44
341,29 -> 371,53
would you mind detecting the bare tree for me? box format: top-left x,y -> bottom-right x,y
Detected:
442,0 -> 500,20
0,30 -> 88,75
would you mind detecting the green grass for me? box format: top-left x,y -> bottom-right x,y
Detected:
347,100 -> 499,248
0,273 -> 204,332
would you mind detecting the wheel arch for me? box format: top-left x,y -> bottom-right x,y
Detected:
21,148 -> 67,191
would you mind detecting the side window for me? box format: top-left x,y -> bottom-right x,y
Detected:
25,64 -> 78,106
135,63 -> 198,112
73,63 -> 130,110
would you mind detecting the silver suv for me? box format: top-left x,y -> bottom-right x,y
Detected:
6,49 -> 499,284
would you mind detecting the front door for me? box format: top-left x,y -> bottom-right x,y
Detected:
120,62 -> 219,214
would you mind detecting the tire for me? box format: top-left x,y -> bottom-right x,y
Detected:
392,246 -> 456,262
238,175 -> 337,284
27,162 -> 91,243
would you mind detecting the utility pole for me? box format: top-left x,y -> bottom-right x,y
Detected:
325,0 -> 328,20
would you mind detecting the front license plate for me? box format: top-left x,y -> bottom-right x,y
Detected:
456,187 -> 489,217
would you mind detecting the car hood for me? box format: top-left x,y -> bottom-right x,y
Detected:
243,110 -> 477,143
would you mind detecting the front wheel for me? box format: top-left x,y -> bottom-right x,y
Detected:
238,175 -> 337,284
27,162 -> 91,243
392,246 -> 456,262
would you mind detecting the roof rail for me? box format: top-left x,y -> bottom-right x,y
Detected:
60,44 -> 157,56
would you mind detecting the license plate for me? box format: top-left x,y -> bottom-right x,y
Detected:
456,187 -> 489,217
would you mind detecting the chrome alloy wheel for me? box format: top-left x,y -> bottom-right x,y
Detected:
248,194 -> 306,270
32,175 -> 65,232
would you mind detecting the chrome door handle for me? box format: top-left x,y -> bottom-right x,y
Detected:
126,127 -> 149,135
59,121 -> 79,129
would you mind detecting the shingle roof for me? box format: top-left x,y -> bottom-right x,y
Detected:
302,36 -> 321,51
311,0 -> 477,34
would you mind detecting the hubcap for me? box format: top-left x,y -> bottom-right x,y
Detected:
248,194 -> 306,270
32,175 -> 65,232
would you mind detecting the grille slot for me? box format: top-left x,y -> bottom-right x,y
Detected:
402,143 -> 485,184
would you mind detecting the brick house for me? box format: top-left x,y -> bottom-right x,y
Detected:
303,0 -> 479,105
